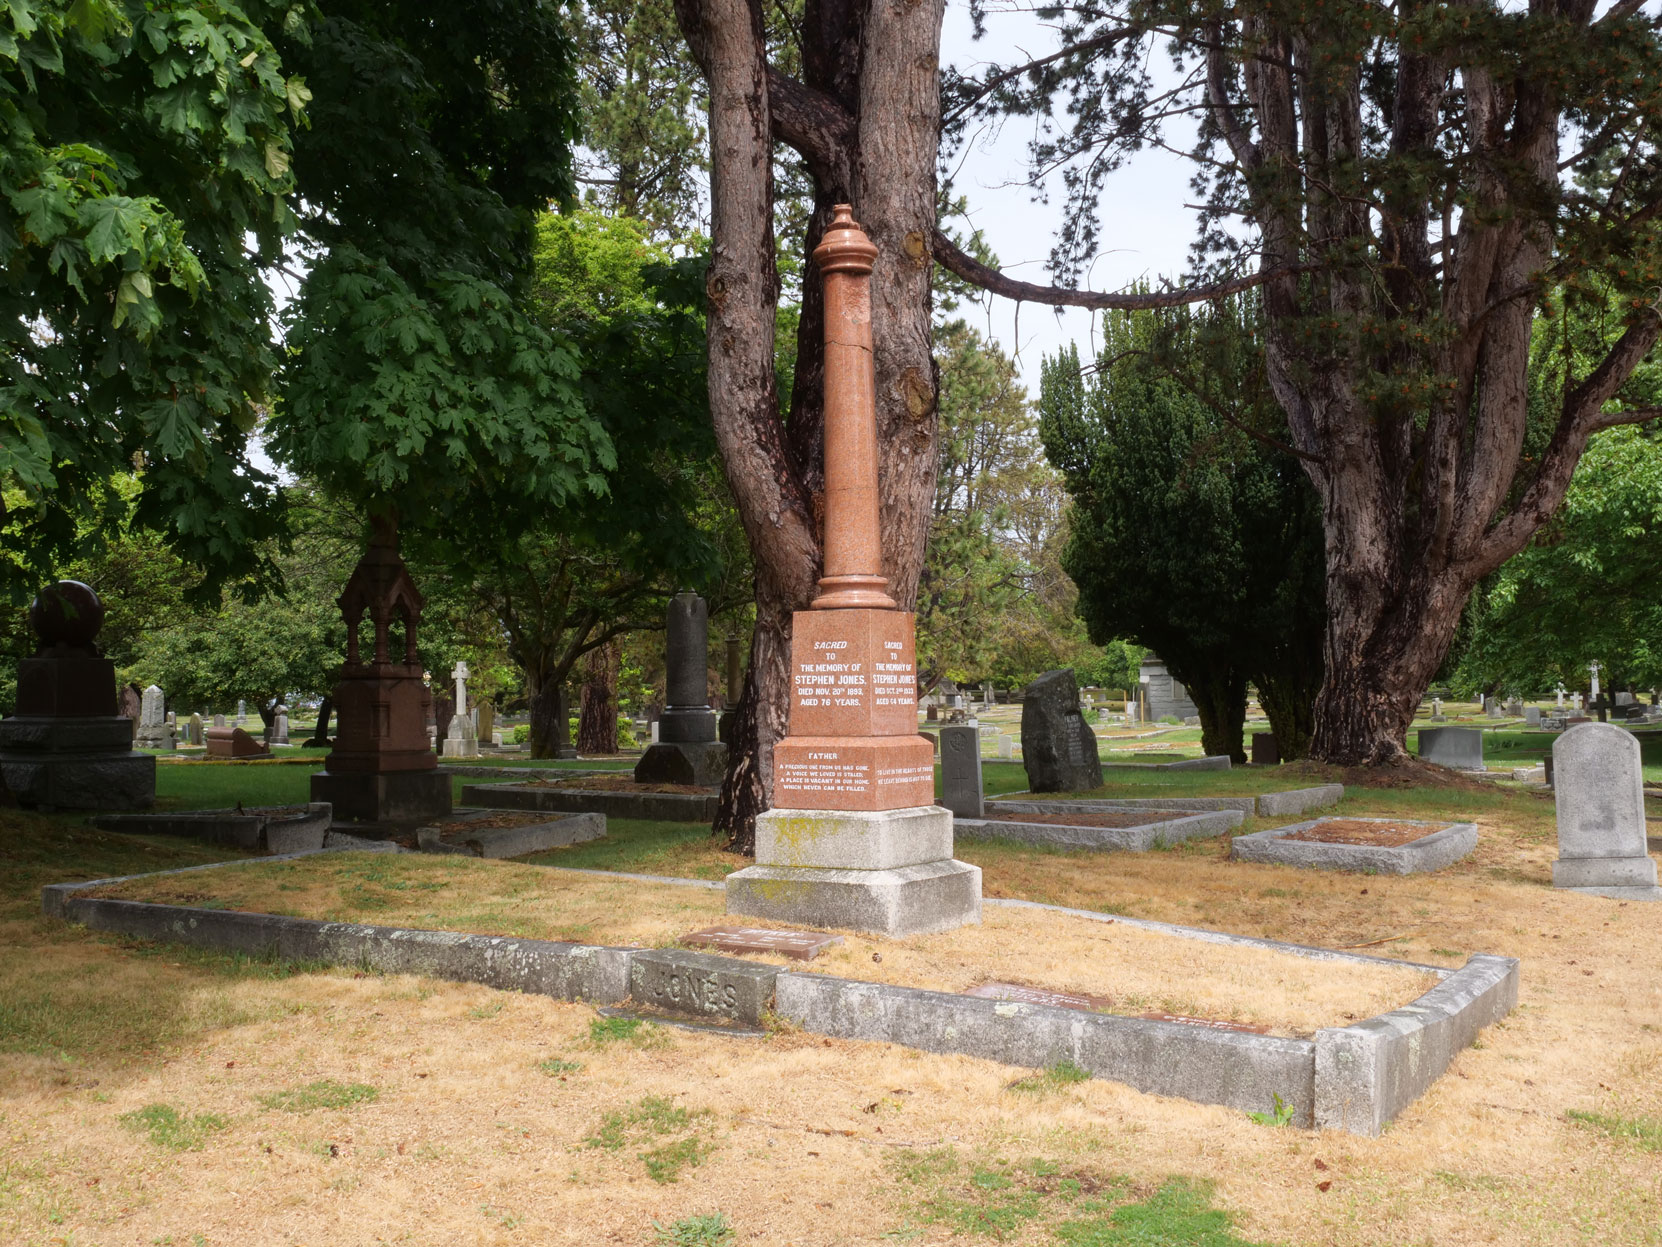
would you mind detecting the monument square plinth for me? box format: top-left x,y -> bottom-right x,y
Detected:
0,581 -> 154,810
725,205 -> 980,938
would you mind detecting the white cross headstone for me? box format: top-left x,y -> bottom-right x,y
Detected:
442,661 -> 478,757
1589,662 -> 1601,703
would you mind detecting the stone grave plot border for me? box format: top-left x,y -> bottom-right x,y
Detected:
954,807 -> 1242,851
1230,817 -> 1479,875
92,803 -> 337,854
42,857 -> 1516,1137
989,783 -> 1344,821
460,782 -> 719,823
415,811 -> 606,859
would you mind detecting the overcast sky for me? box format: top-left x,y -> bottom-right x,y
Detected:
938,3 -> 1203,392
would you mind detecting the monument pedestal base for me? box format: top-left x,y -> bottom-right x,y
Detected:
1552,855 -> 1659,897
726,858 -> 982,938
635,741 -> 727,786
311,769 -> 452,823
727,805 -> 981,937
442,734 -> 479,759
0,715 -> 154,811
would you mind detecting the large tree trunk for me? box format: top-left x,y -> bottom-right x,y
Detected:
304,695 -> 334,747
679,0 -> 945,851
577,640 -> 620,754
1168,661 -> 1246,763
1256,667 -> 1320,763
528,673 -> 571,758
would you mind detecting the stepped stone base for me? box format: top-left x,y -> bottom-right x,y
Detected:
312,769 -> 452,823
634,740 -> 727,786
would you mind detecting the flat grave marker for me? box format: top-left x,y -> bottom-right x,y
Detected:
683,925 -> 844,961
964,980 -> 1114,1012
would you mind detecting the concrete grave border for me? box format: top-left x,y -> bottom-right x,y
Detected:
954,807 -> 1241,851
990,783 -> 1343,821
42,856 -> 1515,1137
1231,817 -> 1479,875
460,782 -> 718,822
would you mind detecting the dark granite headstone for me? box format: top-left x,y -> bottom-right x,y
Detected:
636,591 -> 725,784
1251,733 -> 1280,765
682,925 -> 843,961
1019,669 -> 1103,793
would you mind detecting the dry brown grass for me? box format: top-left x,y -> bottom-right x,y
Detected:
89,854 -> 1432,1035
2,783 -> 1660,1245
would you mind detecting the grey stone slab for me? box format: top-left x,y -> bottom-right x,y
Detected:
459,812 -> 606,859
54,896 -> 629,1002
1166,754 -> 1232,771
725,858 -> 982,938
311,769 -> 451,823
1253,785 -> 1345,818
940,724 -> 984,818
1231,819 -> 1477,875
954,808 -> 1241,852
628,947 -> 777,1025
1,752 -> 155,811
461,783 -> 719,822
754,805 -> 952,871
991,796 -> 1257,815
1314,954 -> 1518,1136
774,973 -> 1315,1125
1418,726 -> 1484,770
1551,855 -> 1659,889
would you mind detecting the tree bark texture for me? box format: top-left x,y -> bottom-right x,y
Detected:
303,696 -> 334,747
1165,657 -> 1247,764
677,0 -> 945,850
528,676 -> 571,758
577,639 -> 620,754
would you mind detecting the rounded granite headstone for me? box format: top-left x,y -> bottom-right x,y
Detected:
30,580 -> 104,650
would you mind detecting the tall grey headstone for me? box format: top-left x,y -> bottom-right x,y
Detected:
940,724 -> 983,818
236,699 -> 246,725
1418,726 -> 1483,770
443,660 -> 479,758
635,591 -> 726,785
135,684 -> 173,750
1524,706 -> 1542,727
1020,669 -> 1104,793
272,704 -> 289,745
188,712 -> 204,745
1552,722 -> 1661,899
213,713 -> 226,728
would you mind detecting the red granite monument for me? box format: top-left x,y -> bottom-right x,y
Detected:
310,516 -> 451,822
724,206 -> 981,937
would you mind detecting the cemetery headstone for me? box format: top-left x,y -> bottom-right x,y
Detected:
1551,722 -> 1661,899
1251,732 -> 1280,765
1138,654 -> 1198,721
1020,669 -> 1104,793
205,726 -> 269,758
213,713 -> 226,728
236,699 -> 247,725
0,582 -> 155,809
940,724 -> 984,818
188,713 -> 204,745
1417,726 -> 1484,770
725,206 -> 979,937
476,700 -> 495,747
309,514 -> 452,823
1616,691 -> 1636,707
442,661 -> 479,758
925,704 -> 938,722
134,684 -> 174,750
634,592 -> 727,785
996,732 -> 1014,760
1524,706 -> 1542,727
682,925 -> 842,962
272,704 -> 289,745
1431,697 -> 1445,720
120,682 -> 142,724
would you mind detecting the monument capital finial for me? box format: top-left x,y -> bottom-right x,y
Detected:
812,204 -> 878,277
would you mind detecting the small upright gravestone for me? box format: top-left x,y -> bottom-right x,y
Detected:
1552,723 -> 1661,900
1524,706 -> 1542,727
940,724 -> 983,818
1418,725 -> 1483,771
187,712 -> 204,745
272,704 -> 289,745
212,713 -> 226,728
1020,669 -> 1103,793
134,684 -> 173,750
1250,733 -> 1280,765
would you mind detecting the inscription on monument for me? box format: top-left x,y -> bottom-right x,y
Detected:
964,981 -> 1114,1012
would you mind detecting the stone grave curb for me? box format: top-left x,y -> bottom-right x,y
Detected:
1314,953 -> 1519,1135
991,784 -> 1342,820
437,765 -> 610,779
1230,819 -> 1479,875
41,859 -> 1514,1135
953,808 -> 1241,851
440,812 -> 607,859
460,783 -> 719,822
